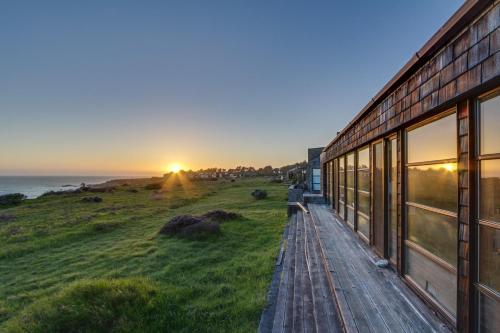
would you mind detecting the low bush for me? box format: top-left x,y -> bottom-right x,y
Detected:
40,189 -> 82,197
0,214 -> 15,223
0,194 -> 26,208
3,278 -> 164,333
81,196 -> 103,203
144,183 -> 162,190
202,210 -> 241,222
91,221 -> 120,232
270,178 -> 283,183
251,189 -> 268,200
126,188 -> 139,193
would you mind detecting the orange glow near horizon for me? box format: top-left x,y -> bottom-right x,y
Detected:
168,163 -> 183,173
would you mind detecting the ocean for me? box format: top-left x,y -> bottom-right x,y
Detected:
0,176 -> 123,199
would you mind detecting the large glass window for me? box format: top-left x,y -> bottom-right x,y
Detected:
405,111 -> 457,318
388,137 -> 398,263
357,147 -> 370,239
477,92 -> 500,333
338,156 -> 345,220
346,153 -> 355,228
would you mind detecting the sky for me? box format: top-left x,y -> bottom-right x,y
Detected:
0,0 -> 464,176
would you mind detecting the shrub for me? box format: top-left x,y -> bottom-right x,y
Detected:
88,187 -> 115,193
0,193 -> 26,208
251,189 -> 268,200
270,178 -> 283,183
0,214 -> 15,223
3,278 -> 162,333
145,183 -> 162,190
91,221 -> 120,232
81,196 -> 103,203
126,188 -> 139,193
202,210 -> 242,222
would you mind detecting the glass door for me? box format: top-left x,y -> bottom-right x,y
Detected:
372,141 -> 385,256
387,136 -> 398,264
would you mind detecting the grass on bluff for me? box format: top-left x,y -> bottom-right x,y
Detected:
0,177 -> 287,332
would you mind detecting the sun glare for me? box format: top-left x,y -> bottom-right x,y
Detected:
169,163 -> 182,173
443,163 -> 457,172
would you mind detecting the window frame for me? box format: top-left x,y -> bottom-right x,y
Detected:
356,145 -> 371,242
403,109 -> 459,321
404,109 -> 459,270
475,89 -> 500,316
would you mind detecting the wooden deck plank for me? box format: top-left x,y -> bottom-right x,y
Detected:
272,213 -> 297,333
308,204 -> 452,333
293,210 -> 306,333
303,212 -> 342,333
300,212 -> 316,333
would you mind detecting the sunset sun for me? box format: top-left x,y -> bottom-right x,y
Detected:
169,163 -> 183,173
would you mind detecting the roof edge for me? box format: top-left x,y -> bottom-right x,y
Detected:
324,0 -> 491,152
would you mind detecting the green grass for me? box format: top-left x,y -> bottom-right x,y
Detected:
0,177 -> 287,332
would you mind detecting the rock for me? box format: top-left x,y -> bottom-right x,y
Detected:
251,189 -> 268,200
159,215 -> 205,235
375,259 -> 389,268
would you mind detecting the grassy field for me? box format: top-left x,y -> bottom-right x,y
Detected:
0,176 -> 288,332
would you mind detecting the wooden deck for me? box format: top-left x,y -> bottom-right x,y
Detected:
308,204 -> 452,333
259,209 -> 342,333
260,204 -> 453,333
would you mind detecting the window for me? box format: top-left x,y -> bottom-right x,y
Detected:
333,159 -> 338,210
477,92 -> 500,333
346,153 -> 355,228
405,111 -> 457,318
338,156 -> 345,220
312,168 -> 321,191
357,147 -> 370,239
373,141 -> 385,255
325,163 -> 330,202
388,137 -> 398,263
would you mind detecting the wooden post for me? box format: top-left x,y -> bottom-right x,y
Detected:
457,100 -> 471,332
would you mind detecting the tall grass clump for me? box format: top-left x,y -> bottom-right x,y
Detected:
4,278 -> 177,333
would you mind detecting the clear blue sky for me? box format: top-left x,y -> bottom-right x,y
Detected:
0,0 -> 463,175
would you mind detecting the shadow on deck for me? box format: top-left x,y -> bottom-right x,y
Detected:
260,204 -> 452,333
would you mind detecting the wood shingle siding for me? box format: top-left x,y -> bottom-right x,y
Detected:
323,1 -> 500,161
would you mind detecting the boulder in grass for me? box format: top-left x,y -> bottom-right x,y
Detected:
251,189 -> 268,200
202,210 -> 241,222
82,196 -> 103,203
159,215 -> 205,235
180,221 -> 221,238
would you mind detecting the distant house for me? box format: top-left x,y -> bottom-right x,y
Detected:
306,147 -> 324,193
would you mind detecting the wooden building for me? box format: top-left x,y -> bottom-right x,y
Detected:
321,1 -> 500,332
